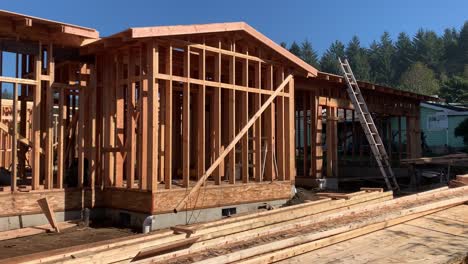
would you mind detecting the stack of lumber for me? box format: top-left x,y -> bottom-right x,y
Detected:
450,174 -> 468,187
2,186 -> 468,264
400,153 -> 468,165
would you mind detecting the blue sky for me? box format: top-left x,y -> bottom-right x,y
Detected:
1,0 -> 467,55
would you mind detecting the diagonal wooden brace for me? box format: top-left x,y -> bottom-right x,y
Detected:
174,75 -> 293,213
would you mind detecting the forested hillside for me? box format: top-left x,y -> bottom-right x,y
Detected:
281,22 -> 468,102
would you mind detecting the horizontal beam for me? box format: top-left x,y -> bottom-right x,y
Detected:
155,73 -> 289,97
0,76 -> 37,85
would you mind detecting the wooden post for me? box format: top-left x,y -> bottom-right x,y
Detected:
326,106 -> 338,178
45,44 -> 55,189
139,45 -> 149,190
31,43 -> 41,190
89,65 -> 97,188
276,68 -> 285,180
57,88 -> 65,189
309,93 -> 317,178
240,52 -> 249,183
115,54 -> 124,187
11,82 -> 17,191
285,77 -> 295,181
164,44 -> 173,189
212,41 -> 222,185
182,46 -> 191,187
126,51 -> 136,189
302,94 -> 308,177
398,116 -> 402,161
197,44 -> 206,181
147,41 -> 159,191
265,65 -> 275,181
253,60 -> 262,182
228,42 -> 236,184
78,63 -> 86,187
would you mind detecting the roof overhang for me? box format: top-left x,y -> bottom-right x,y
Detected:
0,10 -> 99,46
316,71 -> 439,102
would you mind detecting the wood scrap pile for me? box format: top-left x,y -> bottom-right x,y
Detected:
2,186 -> 467,264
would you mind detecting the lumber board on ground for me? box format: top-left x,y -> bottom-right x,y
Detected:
0,222 -> 77,241
11,190 -> 387,264
194,193 -> 468,264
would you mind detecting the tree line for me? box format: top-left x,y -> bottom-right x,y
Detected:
280,21 -> 468,102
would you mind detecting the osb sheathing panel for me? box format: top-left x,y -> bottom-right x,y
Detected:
152,181 -> 292,214
0,189 -> 102,217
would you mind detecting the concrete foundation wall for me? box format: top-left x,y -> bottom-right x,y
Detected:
0,199 -> 288,232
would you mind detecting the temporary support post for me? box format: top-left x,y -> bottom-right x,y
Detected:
57,88 -> 65,189
212,41 -> 222,185
174,75 -> 293,213
45,44 -> 54,189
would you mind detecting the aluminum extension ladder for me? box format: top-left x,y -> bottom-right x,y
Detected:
338,58 -> 400,191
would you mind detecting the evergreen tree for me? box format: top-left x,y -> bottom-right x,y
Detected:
320,40 -> 345,75
289,41 -> 301,57
345,36 -> 370,81
368,32 -> 396,85
300,40 -> 319,68
393,32 -> 415,83
441,28 -> 459,75
399,62 -> 440,95
280,42 -> 287,49
412,29 -> 444,74
440,76 -> 468,103
459,21 -> 468,74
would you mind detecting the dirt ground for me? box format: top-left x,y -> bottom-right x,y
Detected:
0,225 -> 136,259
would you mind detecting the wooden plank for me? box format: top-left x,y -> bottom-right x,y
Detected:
174,75 -> 292,213
302,94 -> 308,177
284,77 -> 295,181
45,44 -> 54,189
197,43 -> 206,181
196,193 -> 468,264
37,197 -> 60,233
0,222 -> 77,241
164,44 -> 173,189
182,46 -> 190,187
31,44 -> 41,190
132,237 -> 200,262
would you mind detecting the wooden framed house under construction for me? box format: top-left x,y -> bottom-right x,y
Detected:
0,10 -> 435,230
